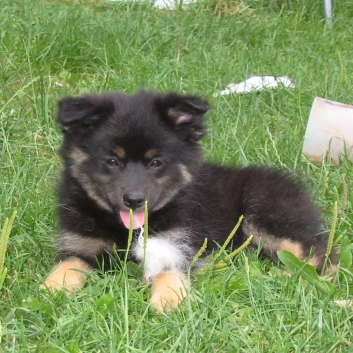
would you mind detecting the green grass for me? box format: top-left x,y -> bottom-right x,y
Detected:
1,0 -> 353,351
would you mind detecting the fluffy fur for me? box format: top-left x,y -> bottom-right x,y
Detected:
43,90 -> 337,311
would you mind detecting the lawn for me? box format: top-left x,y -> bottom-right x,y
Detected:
0,0 -> 352,351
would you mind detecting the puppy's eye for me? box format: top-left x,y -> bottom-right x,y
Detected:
149,159 -> 162,168
106,158 -> 119,167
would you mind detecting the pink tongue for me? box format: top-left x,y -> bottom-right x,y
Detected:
119,210 -> 145,230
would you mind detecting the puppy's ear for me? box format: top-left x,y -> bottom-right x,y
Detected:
58,94 -> 114,131
157,93 -> 210,142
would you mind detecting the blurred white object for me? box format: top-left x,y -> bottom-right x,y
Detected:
323,0 -> 333,25
334,300 -> 353,308
213,76 -> 295,97
154,0 -> 196,8
107,0 -> 196,8
303,97 -> 353,164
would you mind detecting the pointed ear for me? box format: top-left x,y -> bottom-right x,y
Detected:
157,93 -> 210,142
58,94 -> 114,131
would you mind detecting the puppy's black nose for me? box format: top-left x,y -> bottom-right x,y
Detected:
123,193 -> 145,210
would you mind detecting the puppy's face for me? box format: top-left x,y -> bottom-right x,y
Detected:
58,90 -> 209,228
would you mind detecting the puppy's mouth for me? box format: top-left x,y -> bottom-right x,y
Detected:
119,210 -> 145,230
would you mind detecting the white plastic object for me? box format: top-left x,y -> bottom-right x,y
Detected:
302,97 -> 353,164
323,0 -> 333,25
107,0 -> 197,8
213,76 -> 295,97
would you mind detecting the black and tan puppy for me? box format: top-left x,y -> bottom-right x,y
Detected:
43,90 -> 336,310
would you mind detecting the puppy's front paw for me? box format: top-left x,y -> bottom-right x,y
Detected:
41,258 -> 92,293
150,271 -> 189,312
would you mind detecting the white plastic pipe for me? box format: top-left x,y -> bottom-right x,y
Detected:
323,0 -> 333,25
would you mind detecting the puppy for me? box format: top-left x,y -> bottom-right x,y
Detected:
43,90 -> 337,310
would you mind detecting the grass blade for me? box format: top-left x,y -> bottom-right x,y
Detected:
0,211 -> 17,290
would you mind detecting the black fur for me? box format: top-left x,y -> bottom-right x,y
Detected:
55,90 -> 336,274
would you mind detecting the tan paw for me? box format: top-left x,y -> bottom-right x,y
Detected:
150,271 -> 189,312
322,264 -> 338,280
41,258 -> 92,293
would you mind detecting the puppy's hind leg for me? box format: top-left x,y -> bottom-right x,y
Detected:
243,219 -> 337,274
241,168 -> 338,273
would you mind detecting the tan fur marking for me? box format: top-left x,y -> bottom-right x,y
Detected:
158,175 -> 171,186
144,148 -> 158,160
167,108 -> 180,120
244,221 -> 279,257
41,258 -> 92,293
114,146 -> 126,159
279,240 -> 328,270
323,264 -> 338,278
150,271 -> 188,311
69,164 -> 112,212
280,239 -> 304,260
167,108 -> 192,123
243,219 -> 335,274
257,236 -> 280,256
60,232 -> 114,258
70,147 -> 89,164
178,164 -> 192,184
243,221 -> 308,262
308,254 -> 320,267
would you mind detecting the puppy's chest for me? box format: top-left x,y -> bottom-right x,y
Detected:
130,227 -> 193,283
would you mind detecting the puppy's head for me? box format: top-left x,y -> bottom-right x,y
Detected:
57,90 -> 210,228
